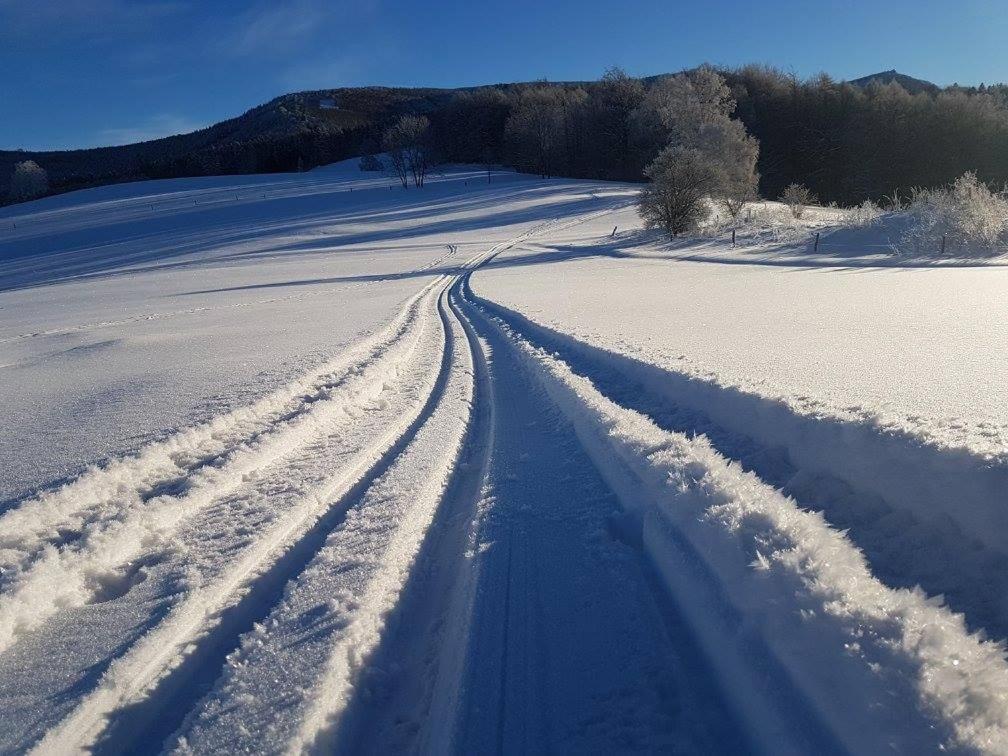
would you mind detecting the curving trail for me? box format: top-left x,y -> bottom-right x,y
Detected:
1,202 -> 1006,755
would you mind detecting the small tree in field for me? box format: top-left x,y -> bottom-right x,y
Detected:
10,160 -> 48,201
382,115 -> 433,188
638,145 -> 718,237
780,183 -> 816,219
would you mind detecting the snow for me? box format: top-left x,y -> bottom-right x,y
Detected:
472,204 -> 1008,460
2,162 -> 1006,754
475,292 -> 1008,753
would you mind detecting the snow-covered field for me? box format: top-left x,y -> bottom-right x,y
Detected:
1,161 -> 1006,754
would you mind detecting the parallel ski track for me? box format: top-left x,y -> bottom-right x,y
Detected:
8,209 -> 616,754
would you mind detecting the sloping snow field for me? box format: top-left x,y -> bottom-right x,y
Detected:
1,160 -> 1006,754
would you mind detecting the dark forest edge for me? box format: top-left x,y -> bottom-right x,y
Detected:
4,65 -> 1008,208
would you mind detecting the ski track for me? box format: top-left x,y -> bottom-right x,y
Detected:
465,290 -> 1008,643
0,214 -> 590,753
171,283 -> 473,754
460,276 -> 1008,755
3,199 -> 1007,754
0,278 -> 445,654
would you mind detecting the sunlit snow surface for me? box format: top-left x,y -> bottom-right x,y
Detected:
473,203 -> 1008,460
0,163 -> 612,503
2,162 -> 1007,754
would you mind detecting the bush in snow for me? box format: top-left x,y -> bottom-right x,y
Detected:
9,160 -> 48,202
846,199 -> 883,227
358,154 -> 383,172
901,172 -> 1008,255
780,183 -> 816,219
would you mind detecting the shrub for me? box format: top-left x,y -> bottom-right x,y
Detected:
847,199 -> 883,227
901,172 -> 1008,255
780,183 -> 816,219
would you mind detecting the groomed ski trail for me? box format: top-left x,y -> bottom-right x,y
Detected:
458,276 -> 1008,755
0,212 -> 614,753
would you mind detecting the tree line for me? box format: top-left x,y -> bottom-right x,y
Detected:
427,66 -> 1008,206
9,67 -> 1008,207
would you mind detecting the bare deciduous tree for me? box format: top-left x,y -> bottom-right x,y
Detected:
504,85 -> 586,178
383,115 -> 434,188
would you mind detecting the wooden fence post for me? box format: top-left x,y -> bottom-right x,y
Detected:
732,229 -> 736,247
814,232 -> 820,253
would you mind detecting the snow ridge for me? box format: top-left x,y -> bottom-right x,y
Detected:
0,281 -> 444,656
467,287 -> 1008,754
172,284 -> 474,754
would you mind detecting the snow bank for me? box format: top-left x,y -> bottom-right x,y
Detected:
490,309 -> 1008,753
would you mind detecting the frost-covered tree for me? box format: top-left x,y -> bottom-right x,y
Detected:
630,66 -> 736,164
383,115 -> 433,188
695,120 -> 760,218
902,172 -> 1008,254
9,160 -> 48,201
638,145 -> 718,237
634,68 -> 760,230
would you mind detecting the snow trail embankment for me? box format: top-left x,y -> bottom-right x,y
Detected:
467,289 -> 1008,641
463,281 -> 1008,754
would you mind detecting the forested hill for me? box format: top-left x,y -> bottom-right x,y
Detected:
5,67 -> 1008,207
0,87 -> 458,203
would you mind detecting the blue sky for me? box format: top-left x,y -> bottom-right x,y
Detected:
2,0 -> 1006,151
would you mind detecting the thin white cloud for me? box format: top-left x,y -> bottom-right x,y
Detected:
217,0 -> 381,58
94,113 -> 205,146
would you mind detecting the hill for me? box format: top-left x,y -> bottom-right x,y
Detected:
0,87 -> 458,203
848,69 -> 939,94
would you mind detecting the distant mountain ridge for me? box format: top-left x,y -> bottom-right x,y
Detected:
848,70 -> 939,95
